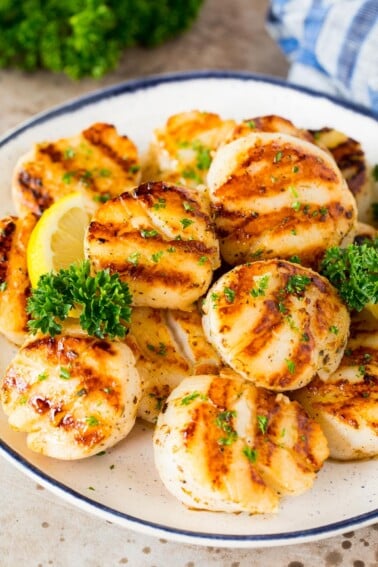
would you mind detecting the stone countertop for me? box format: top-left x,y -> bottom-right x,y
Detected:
0,1 -> 377,565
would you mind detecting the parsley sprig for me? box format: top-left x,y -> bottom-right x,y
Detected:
27,261 -> 132,339
320,240 -> 378,311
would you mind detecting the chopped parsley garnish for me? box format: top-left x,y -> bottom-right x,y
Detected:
193,142 -> 212,171
64,147 -> 75,159
257,415 -> 268,435
329,325 -> 339,335
86,416 -> 99,427
250,275 -> 269,297
288,255 -> 302,264
180,218 -> 194,229
215,410 -> 238,446
180,391 -> 207,405
273,151 -> 283,163
301,332 -> 310,343
147,342 -> 167,356
292,201 -> 301,212
198,255 -> 208,265
37,372 -> 48,382
183,201 -> 194,212
286,275 -> 311,295
93,192 -> 111,203
246,120 -> 256,129
140,229 -> 158,238
27,260 -> 132,339
151,251 -> 164,263
182,168 -> 202,184
62,171 -> 74,184
289,185 -> 298,198
320,240 -> 378,311
127,251 -> 140,266
224,287 -> 236,303
285,359 -> 296,374
292,165 -> 299,173
129,164 -> 141,174
0,281 -> 7,292
153,197 -> 166,210
211,292 -> 219,307
59,367 -> 71,380
242,446 -> 258,463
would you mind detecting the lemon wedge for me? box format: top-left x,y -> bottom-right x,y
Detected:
27,192 -> 90,288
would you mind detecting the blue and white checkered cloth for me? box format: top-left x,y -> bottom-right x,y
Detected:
266,0 -> 378,115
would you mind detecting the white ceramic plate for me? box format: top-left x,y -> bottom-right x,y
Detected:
0,71 -> 377,548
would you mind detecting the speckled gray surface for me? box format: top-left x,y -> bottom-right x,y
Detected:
0,1 -> 377,565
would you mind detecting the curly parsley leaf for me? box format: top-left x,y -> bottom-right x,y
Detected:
320,240 -> 378,311
27,261 -> 132,339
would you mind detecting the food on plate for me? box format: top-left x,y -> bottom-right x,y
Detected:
126,306 -> 221,423
85,181 -> 220,310
0,106 -> 377,517
12,123 -> 141,217
295,328 -> 378,460
0,213 -> 37,345
153,372 -> 329,513
26,192 -> 90,288
143,110 -> 236,188
0,323 -> 141,459
320,239 -> 378,315
207,131 -> 357,267
202,260 -> 350,391
310,127 -> 372,220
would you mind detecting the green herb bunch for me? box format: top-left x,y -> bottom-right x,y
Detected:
0,0 -> 204,79
27,261 -> 132,339
320,239 -> 378,311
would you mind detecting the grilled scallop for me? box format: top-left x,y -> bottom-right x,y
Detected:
0,324 -> 141,459
207,132 -> 357,267
126,306 -> 221,423
295,329 -> 378,460
310,127 -> 372,220
12,123 -> 141,216
0,214 -> 37,345
85,181 -> 220,310
153,372 -> 329,514
143,110 -> 236,188
202,260 -> 350,391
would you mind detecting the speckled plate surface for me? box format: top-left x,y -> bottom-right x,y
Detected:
0,71 -> 377,548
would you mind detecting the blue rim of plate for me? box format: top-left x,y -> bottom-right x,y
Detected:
0,70 -> 377,546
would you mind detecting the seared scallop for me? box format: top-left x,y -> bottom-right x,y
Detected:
202,260 -> 350,391
207,132 -> 357,267
126,306 -> 221,423
0,324 -> 141,459
295,329 -> 378,460
12,123 -> 141,216
85,181 -> 220,310
153,372 -> 329,514
0,214 -> 37,345
143,110 -> 236,188
310,127 -> 372,220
